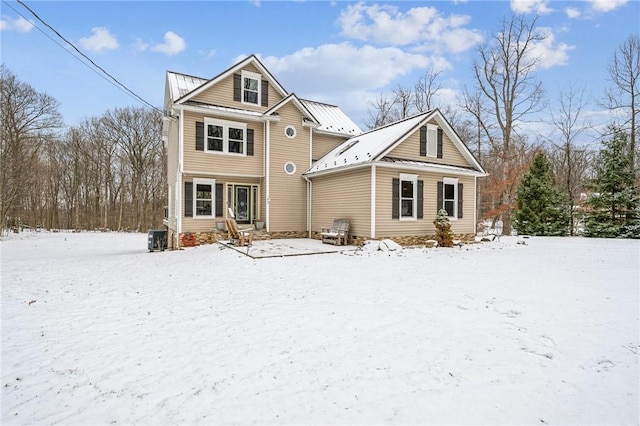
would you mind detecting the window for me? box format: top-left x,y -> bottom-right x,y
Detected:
242,71 -> 261,105
440,177 -> 459,218
284,161 -> 296,175
204,118 -> 246,155
284,125 -> 296,138
193,178 -> 216,217
400,173 -> 417,220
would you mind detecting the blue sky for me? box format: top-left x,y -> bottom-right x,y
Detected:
1,0 -> 638,141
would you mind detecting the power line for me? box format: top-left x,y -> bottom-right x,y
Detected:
6,0 -> 162,114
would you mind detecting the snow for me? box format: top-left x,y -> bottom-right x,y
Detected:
1,231 -> 638,425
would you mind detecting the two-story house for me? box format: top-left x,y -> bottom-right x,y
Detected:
163,55 -> 486,249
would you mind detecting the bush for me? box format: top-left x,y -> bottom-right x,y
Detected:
434,209 -> 454,247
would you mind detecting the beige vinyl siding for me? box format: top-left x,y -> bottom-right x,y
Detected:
166,118 -> 180,231
182,111 -> 264,177
387,118 -> 469,167
181,175 -> 262,233
191,63 -> 283,111
268,103 -> 311,232
312,133 -> 348,161
310,168 -> 371,239
375,167 -> 476,237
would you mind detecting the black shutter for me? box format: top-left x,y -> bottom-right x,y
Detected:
261,80 -> 268,106
392,178 -> 399,219
247,129 -> 254,156
233,74 -> 241,102
417,180 -> 424,219
195,121 -> 204,151
184,182 -> 193,217
458,183 -> 463,219
437,128 -> 443,158
419,126 -> 427,157
215,183 -> 223,217
437,181 -> 443,214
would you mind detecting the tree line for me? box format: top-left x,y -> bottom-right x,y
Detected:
1,66 -> 165,233
1,14 -> 638,238
365,15 -> 639,238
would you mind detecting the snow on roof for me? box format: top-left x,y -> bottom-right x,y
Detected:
300,99 -> 362,137
167,71 -> 208,102
305,111 -> 431,176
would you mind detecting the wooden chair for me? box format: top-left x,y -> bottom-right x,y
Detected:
320,219 -> 350,245
226,218 -> 253,246
226,208 -> 253,246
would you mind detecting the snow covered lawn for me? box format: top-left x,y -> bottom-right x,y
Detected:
1,232 -> 638,425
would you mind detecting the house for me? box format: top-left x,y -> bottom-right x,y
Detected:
163,55 -> 486,248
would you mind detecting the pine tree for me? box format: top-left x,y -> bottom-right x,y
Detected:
515,151 -> 570,236
434,209 -> 454,247
584,127 -> 640,238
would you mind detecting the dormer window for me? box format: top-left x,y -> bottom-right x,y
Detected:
242,71 -> 261,105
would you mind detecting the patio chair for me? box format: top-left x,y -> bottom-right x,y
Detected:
226,208 -> 253,246
320,219 -> 350,245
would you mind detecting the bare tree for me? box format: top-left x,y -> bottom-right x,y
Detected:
0,66 -> 62,232
364,93 -> 399,129
546,83 -> 592,235
604,34 -> 639,175
392,84 -> 413,121
466,14 -> 546,234
414,70 -> 442,112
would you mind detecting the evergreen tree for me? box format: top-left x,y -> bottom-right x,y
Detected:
434,209 -> 454,247
584,127 -> 640,238
515,151 -> 570,236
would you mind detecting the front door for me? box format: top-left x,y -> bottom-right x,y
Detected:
234,186 -> 250,223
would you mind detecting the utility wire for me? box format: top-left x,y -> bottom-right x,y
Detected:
8,0 -> 163,114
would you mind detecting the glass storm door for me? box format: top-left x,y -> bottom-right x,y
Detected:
235,186 -> 250,223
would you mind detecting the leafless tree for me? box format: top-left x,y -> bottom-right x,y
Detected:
414,70 -> 442,113
0,66 -> 62,232
392,84 -> 413,121
364,93 -> 399,129
604,34 -> 639,175
546,83 -> 593,235
465,14 -> 547,234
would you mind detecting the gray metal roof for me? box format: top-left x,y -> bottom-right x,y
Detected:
300,99 -> 361,137
167,72 -> 208,102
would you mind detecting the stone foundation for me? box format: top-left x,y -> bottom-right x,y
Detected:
311,232 -> 476,248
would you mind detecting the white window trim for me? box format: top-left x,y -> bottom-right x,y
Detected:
399,173 -> 418,221
204,118 -> 247,156
427,123 -> 438,158
284,161 -> 297,175
241,70 -> 261,106
284,125 -> 296,139
193,177 -> 216,219
442,177 -> 458,220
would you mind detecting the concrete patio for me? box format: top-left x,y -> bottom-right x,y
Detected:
218,238 -> 359,259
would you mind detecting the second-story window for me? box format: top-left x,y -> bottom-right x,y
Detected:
205,118 -> 247,155
242,71 -> 261,105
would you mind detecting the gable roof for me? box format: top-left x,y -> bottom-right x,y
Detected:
174,55 -> 288,105
304,109 -> 486,177
300,99 -> 361,137
264,93 -> 319,125
166,71 -> 208,103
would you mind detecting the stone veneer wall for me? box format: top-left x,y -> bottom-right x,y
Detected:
173,230 -> 476,249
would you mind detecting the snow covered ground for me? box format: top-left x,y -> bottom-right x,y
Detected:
1,231 -> 638,425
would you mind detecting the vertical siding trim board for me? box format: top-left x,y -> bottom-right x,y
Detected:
371,165 -> 376,238
265,120 -> 271,232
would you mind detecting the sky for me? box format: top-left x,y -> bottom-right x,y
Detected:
1,0 -> 639,143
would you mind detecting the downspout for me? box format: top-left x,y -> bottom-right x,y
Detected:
177,110 -> 184,245
371,164 -> 376,239
473,175 -> 477,236
306,126 -> 313,238
265,120 -> 271,232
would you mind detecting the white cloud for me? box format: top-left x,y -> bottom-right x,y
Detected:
510,0 -> 553,14
589,0 -> 628,12
132,37 -> 149,52
78,27 -> 119,52
0,15 -> 34,32
337,3 -> 482,53
565,7 -> 581,18
529,27 -> 575,69
152,31 -> 186,56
